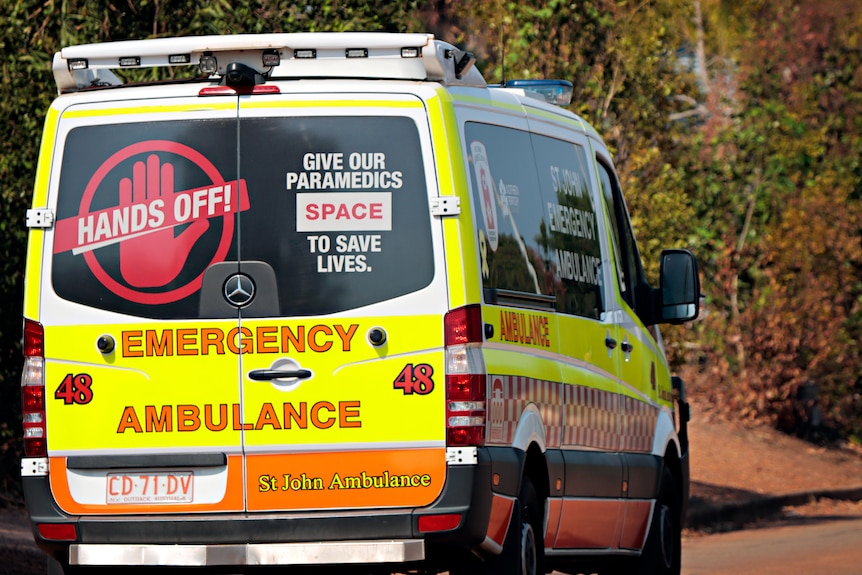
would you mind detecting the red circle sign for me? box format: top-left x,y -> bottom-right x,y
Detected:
80,140 -> 234,305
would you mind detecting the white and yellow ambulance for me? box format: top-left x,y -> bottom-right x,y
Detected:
21,32 -> 700,575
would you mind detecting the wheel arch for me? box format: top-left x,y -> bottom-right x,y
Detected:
522,442 -> 550,505
650,407 -> 688,523
662,442 -> 683,510
510,404 -> 551,504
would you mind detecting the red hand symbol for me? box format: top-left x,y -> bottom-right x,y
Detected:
119,154 -> 210,288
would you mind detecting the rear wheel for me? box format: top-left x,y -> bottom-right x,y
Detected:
48,557 -> 78,575
455,475 -> 545,575
48,557 -> 93,575
48,558 -> 188,575
636,466 -> 681,575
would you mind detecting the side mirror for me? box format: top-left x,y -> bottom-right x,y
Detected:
659,249 -> 700,323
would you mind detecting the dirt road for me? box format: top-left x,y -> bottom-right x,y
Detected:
683,515 -> 862,575
0,506 -> 43,575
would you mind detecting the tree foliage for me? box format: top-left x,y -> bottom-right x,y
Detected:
680,0 -> 862,442
445,0 -> 700,273
0,0 -> 860,496
0,0 -> 422,498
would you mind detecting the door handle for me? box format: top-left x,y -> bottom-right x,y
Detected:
605,336 -> 618,350
248,369 -> 312,381
621,341 -> 634,353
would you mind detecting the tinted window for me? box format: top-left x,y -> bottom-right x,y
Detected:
52,116 -> 432,318
532,133 -> 603,318
597,159 -> 639,310
239,116 -> 433,316
465,123 -> 549,296
465,122 -> 602,318
52,119 -> 241,318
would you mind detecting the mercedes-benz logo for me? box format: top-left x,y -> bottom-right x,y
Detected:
223,273 -> 255,307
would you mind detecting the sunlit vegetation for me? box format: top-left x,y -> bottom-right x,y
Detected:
1,1 -> 859,495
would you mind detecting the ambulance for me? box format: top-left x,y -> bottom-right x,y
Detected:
20,32 -> 700,575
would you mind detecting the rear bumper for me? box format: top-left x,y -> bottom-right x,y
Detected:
23,447 -> 515,567
71,540 -> 425,567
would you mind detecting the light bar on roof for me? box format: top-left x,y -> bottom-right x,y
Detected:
503,79 -> 574,106
262,49 -> 280,67
199,53 -> 218,75
345,48 -> 368,59
52,33 -> 489,94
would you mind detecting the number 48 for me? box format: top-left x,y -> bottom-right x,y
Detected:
393,364 -> 434,395
55,373 -> 94,405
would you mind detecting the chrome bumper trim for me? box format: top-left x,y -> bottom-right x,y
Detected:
71,539 -> 425,566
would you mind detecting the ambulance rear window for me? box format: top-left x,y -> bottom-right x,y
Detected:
51,115 -> 433,319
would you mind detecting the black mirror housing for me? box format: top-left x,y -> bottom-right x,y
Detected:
659,249 -> 700,324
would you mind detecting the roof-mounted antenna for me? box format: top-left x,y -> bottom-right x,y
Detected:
499,22 -> 506,85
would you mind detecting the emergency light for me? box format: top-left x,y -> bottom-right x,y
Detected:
199,52 -> 218,75
52,33 -> 485,94
502,79 -> 574,106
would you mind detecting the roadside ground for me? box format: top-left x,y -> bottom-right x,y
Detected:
685,393 -> 862,533
2,390 -> 862,574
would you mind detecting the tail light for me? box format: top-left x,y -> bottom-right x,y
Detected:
37,523 -> 77,541
444,306 -> 486,447
22,319 -> 47,457
417,513 -> 462,533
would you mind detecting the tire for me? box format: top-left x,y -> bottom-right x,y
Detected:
468,476 -> 546,575
47,557 -> 65,575
47,557 -> 88,575
636,466 -> 682,575
47,557 -> 91,575
48,557 -> 165,575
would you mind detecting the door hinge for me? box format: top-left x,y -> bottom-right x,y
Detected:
21,457 -> 49,477
26,208 -> 54,229
446,447 -> 478,465
430,196 -> 460,217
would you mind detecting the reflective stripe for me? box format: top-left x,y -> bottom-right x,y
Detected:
428,89 -> 480,308
24,107 -> 61,319
62,103 -> 236,118
242,98 -> 424,111
488,375 -> 659,452
554,499 -> 622,549
483,493 -> 515,553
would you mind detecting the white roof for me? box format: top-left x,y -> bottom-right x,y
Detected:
52,32 -> 486,94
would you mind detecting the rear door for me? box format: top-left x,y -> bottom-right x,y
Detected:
235,92 -> 448,511
45,95 -> 246,514
43,89 -> 448,516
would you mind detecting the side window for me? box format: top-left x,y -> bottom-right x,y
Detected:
531,133 -> 603,319
597,159 -> 641,311
464,122 -> 603,319
465,123 -> 550,298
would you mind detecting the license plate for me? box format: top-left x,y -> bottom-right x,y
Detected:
106,471 -> 194,504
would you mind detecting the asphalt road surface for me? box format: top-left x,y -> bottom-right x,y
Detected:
5,508 -> 862,575
682,517 -> 862,575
